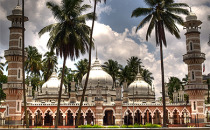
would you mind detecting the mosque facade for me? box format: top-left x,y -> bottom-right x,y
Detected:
1,3 -> 210,127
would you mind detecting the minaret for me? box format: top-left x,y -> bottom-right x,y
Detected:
2,2 -> 28,125
183,11 -> 207,122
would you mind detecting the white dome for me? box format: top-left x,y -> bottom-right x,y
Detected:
42,71 -> 65,95
81,58 -> 113,89
128,73 -> 153,95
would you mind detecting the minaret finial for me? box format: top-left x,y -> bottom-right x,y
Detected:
96,46 -> 98,59
138,65 -> 140,73
189,6 -> 192,12
17,0 -> 20,6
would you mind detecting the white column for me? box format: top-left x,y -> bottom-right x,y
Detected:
63,118 -> 65,126
142,118 -> 144,125
73,117 -> 75,126
32,118 -> 34,126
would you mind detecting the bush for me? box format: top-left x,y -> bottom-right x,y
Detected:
107,126 -> 120,128
78,124 -> 104,128
121,123 -> 161,128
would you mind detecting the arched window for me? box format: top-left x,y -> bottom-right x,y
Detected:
190,42 -> 193,50
18,69 -> 21,79
19,37 -> 22,48
192,71 -> 195,80
17,102 -> 20,111
194,101 -> 196,110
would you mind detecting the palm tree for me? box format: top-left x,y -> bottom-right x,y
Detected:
182,74 -> 188,86
119,65 -> 132,84
39,0 -> 93,128
131,0 -> 189,126
167,77 -> 182,101
42,51 -> 58,81
142,69 -> 154,86
22,0 -> 29,127
25,46 -> 42,77
127,56 -> 142,81
76,0 -> 106,127
74,58 -> 88,83
0,56 -> 5,75
58,66 -> 71,88
102,59 -> 122,88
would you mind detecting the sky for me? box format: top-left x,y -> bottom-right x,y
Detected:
0,0 -> 210,98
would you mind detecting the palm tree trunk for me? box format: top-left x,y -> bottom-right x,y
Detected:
22,0 -> 29,128
160,41 -> 166,127
76,0 -> 97,127
55,56 -> 66,128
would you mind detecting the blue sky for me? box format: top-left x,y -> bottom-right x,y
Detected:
0,0 -> 210,97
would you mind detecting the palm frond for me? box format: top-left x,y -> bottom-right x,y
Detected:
167,7 -> 189,15
131,8 -> 153,17
136,14 -> 153,32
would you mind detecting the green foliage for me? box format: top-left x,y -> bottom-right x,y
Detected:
107,126 -> 120,128
121,123 -> 161,128
0,74 -> 7,102
74,58 -> 89,82
78,124 -> 104,128
167,77 -> 182,101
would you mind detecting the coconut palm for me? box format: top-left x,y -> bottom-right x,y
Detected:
42,51 -> 58,81
142,69 -> 154,86
25,46 -> 42,77
131,0 -> 189,126
39,0 -> 93,127
102,59 -> 122,88
127,56 -> 143,81
74,58 -> 88,83
182,74 -> 188,86
76,0 -> 106,127
0,56 -> 5,75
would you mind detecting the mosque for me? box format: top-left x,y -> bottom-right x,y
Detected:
1,3 -> 210,127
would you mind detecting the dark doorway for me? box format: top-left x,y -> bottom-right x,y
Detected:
103,110 -> 115,125
134,110 -> 142,124
67,110 -> 73,126
75,113 -> 84,125
44,111 -> 53,126
85,110 -> 94,125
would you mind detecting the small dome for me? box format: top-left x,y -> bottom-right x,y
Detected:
42,71 -> 65,95
128,72 -> 153,95
81,58 -> 113,89
12,5 -> 22,15
186,12 -> 197,21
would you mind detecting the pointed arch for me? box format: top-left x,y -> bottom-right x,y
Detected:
123,107 -> 133,117
85,108 -> 95,118
43,107 -> 54,115
103,107 -> 115,117
172,107 -> 181,114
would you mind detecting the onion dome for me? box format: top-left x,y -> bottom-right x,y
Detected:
42,71 -> 65,95
81,58 -> 113,89
12,2 -> 22,15
128,72 -> 151,95
186,12 -> 197,21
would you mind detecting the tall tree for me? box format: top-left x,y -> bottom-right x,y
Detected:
167,77 -> 182,101
76,0 -> 106,127
42,51 -> 58,81
74,58 -> 88,82
0,56 -> 5,75
127,56 -> 142,82
142,69 -> 154,86
131,0 -> 189,127
25,46 -> 42,76
22,0 -> 29,127
182,74 -> 188,86
39,0 -> 93,128
102,59 -> 122,88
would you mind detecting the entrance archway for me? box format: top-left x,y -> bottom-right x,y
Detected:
35,110 -> 43,126
124,110 -> 133,125
85,110 -> 94,125
103,110 -> 115,125
173,110 -> 180,124
144,110 -> 152,124
134,110 -> 142,124
67,110 -> 73,126
23,111 -> 32,126
153,110 -> 161,124
55,110 -> 63,126
44,111 -> 53,126
75,113 -> 84,125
